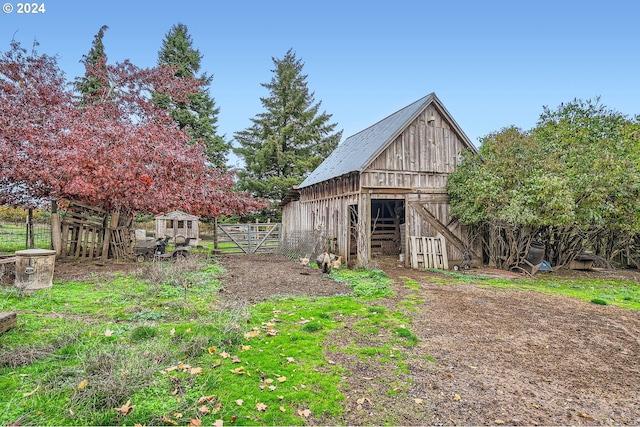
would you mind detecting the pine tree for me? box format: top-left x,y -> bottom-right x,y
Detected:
155,23 -> 229,167
234,49 -> 342,218
74,25 -> 109,104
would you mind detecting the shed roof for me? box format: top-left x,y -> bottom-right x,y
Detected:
155,210 -> 199,220
299,93 -> 476,189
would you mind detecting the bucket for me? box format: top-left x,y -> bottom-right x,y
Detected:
14,249 -> 56,291
525,242 -> 545,266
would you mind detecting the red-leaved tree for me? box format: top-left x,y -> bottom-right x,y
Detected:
0,41 -> 265,257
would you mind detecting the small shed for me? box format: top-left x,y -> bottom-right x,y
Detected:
155,211 -> 199,245
280,93 -> 479,268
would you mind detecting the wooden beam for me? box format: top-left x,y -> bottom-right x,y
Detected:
408,201 -> 477,258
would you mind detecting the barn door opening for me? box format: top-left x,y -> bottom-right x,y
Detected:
370,199 -> 405,258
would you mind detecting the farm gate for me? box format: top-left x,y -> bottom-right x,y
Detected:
215,223 -> 281,254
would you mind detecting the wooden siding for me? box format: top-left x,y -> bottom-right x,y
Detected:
281,193 -> 359,263
368,107 -> 466,175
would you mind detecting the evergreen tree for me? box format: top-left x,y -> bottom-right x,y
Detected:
74,25 -> 109,104
155,23 -> 229,167
234,49 -> 342,218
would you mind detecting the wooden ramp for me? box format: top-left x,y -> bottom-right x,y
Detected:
409,234 -> 448,270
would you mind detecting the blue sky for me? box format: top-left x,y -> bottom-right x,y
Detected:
2,0 -> 638,168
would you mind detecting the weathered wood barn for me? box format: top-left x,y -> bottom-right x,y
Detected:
280,93 -> 479,268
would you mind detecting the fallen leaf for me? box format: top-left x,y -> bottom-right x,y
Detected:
190,418 -> 202,427
114,400 -> 135,415
170,328 -> 175,336
256,402 -> 267,411
212,359 -> 222,368
268,386 -> 277,391
235,399 -> 244,406
298,409 -> 311,418
22,385 -> 40,397
285,357 -> 295,363
213,420 -> 223,427
229,416 -> 236,423
104,329 -> 114,337
264,378 -> 274,384
220,351 -> 230,359
277,376 -> 286,383
198,405 -> 210,414
190,367 -> 203,375
279,406 -> 286,412
208,346 -> 217,354
231,356 -> 241,363
198,395 -> 216,404
244,330 -> 260,339
241,345 -> 251,351
494,420 -> 505,425
453,394 -> 461,401
580,413 -> 593,419
77,380 -> 88,390
230,367 -> 246,375
414,398 -> 424,404
161,416 -> 178,425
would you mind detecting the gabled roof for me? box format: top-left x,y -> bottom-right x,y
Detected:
155,210 -> 199,220
299,93 -> 476,189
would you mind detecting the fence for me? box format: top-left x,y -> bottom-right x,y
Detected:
0,220 -> 52,255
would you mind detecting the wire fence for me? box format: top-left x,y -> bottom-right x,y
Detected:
279,230 -> 332,262
0,220 -> 52,255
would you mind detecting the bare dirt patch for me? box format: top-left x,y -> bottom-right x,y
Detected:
51,253 -> 640,425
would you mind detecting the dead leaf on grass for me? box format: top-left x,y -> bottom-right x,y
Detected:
189,418 -> 202,426
22,385 -> 39,397
231,356 -> 241,363
235,399 -> 244,406
104,329 -> 114,337
190,367 -> 203,375
198,395 -> 216,404
114,400 -> 135,416
276,376 -> 286,383
77,380 -> 88,390
220,351 -> 230,359
198,405 -> 210,415
208,346 -> 217,354
414,398 -> 424,404
453,393 -> 461,401
213,419 -> 223,427
256,402 -> 267,411
161,415 -> 178,425
298,409 -> 311,418
244,329 -> 260,339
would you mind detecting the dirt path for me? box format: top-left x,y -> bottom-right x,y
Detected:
375,258 -> 640,426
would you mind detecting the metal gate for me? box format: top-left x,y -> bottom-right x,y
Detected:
215,223 -> 281,254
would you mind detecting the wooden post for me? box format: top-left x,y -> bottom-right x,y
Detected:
50,200 -> 62,255
213,217 -> 218,250
101,210 -> 120,261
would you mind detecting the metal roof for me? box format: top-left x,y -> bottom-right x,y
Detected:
300,93 -> 450,189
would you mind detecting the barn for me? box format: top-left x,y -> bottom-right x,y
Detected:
280,93 -> 479,268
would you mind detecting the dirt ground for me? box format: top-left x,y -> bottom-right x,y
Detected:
51,253 -> 640,426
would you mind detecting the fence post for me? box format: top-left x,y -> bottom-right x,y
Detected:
27,208 -> 34,249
